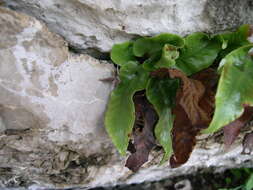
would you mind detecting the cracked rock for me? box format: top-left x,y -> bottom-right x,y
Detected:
0,7 -> 122,189
2,0 -> 253,52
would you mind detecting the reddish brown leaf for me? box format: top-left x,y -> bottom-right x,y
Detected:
152,68 -> 216,168
170,104 -> 198,168
224,106 -> 253,149
191,69 -> 216,122
223,124 -> 241,149
150,68 -> 253,167
242,131 -> 253,154
169,69 -> 213,127
125,92 -> 158,172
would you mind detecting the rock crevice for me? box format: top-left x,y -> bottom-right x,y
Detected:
3,0 -> 253,52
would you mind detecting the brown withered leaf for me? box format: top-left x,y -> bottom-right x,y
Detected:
223,106 -> 253,149
169,69 -> 214,127
191,68 -> 217,121
170,69 -> 217,167
125,92 -> 158,172
170,103 -> 199,168
152,68 -> 216,168
242,131 -> 253,154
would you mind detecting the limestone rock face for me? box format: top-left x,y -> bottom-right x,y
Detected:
3,0 -> 253,52
0,7 -> 121,188
0,4 -> 253,190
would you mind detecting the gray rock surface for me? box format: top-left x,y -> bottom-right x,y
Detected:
0,7 -> 120,189
2,0 -> 253,52
0,4 -> 253,190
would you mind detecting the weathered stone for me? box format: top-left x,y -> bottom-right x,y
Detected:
2,0 -> 253,52
0,7 -> 121,189
1,5 -> 253,190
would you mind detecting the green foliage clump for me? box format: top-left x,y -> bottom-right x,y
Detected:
105,24 -> 253,168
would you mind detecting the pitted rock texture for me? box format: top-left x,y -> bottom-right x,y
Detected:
2,0 -> 253,52
1,5 -> 253,190
0,7 -> 124,189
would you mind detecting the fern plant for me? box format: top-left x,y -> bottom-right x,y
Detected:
104,25 -> 253,171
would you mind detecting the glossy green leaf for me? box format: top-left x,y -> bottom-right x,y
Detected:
105,61 -> 149,155
143,44 -> 179,71
111,41 -> 136,66
146,77 -> 179,163
215,24 -> 251,58
155,44 -> 179,68
142,52 -> 161,71
175,32 -> 221,76
133,33 -> 184,57
203,45 -> 253,134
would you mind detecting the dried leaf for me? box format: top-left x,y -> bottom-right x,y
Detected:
152,68 -> 216,167
170,104 -> 199,168
242,131 -> 253,154
191,68 -> 217,122
223,107 -> 253,149
169,69 -> 211,127
125,93 -> 158,172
